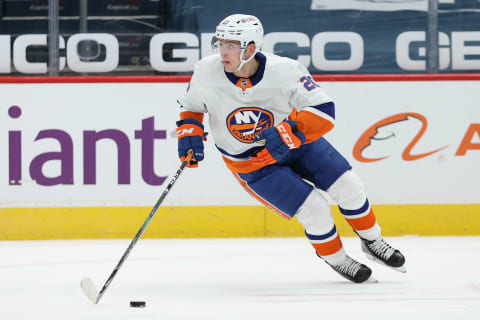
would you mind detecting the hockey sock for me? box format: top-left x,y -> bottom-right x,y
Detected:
339,199 -> 381,241
305,226 -> 346,265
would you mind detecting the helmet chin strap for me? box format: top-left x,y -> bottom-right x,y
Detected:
235,48 -> 257,72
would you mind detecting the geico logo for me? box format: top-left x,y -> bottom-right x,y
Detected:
263,32 -> 364,71
396,31 -> 480,71
3,31 -> 479,74
150,32 -> 364,72
0,34 -> 119,74
151,31 -> 480,72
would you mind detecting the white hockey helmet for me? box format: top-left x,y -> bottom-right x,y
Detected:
212,14 -> 264,71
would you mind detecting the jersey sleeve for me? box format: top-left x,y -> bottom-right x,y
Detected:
177,63 -> 208,115
288,63 -> 335,144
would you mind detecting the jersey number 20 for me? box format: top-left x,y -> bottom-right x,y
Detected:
300,76 -> 319,91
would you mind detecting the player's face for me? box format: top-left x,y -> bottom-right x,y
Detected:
219,40 -> 242,72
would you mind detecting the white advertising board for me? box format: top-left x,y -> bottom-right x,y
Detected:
1,80 -> 479,207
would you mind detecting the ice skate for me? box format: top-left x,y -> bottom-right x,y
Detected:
320,253 -> 373,283
360,237 -> 406,273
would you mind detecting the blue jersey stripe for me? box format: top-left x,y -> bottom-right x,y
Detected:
308,101 -> 335,120
305,225 -> 337,241
339,199 -> 370,216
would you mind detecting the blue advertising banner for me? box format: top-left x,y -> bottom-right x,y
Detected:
182,0 -> 480,73
0,0 -> 479,74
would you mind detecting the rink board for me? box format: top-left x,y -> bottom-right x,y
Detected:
1,75 -> 480,239
1,204 -> 480,240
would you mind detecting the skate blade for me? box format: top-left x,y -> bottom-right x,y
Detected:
366,276 -> 379,283
365,254 -> 407,273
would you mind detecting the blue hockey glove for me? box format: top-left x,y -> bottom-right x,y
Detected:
176,118 -> 205,168
252,120 -> 306,165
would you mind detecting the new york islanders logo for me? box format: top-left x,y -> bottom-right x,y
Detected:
227,107 -> 274,143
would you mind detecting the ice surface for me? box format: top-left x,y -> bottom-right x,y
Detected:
1,236 -> 479,320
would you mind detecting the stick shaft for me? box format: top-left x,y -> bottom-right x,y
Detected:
95,155 -> 191,303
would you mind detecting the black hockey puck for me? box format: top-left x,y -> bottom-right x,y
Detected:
130,301 -> 146,308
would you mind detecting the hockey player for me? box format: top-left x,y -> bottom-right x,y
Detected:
175,14 -> 406,283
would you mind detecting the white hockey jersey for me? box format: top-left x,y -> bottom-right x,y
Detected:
177,52 -> 335,171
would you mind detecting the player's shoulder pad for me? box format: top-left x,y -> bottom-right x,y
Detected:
262,51 -> 308,83
262,51 -> 300,68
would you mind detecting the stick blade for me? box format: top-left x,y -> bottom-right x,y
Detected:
80,277 -> 99,304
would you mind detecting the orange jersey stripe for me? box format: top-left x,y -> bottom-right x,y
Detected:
222,156 -> 268,174
344,209 -> 377,231
295,110 -> 334,144
287,108 -> 298,121
232,172 -> 292,221
311,234 -> 343,256
180,111 -> 204,123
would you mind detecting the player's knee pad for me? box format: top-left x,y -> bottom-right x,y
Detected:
295,190 -> 334,235
327,170 -> 366,210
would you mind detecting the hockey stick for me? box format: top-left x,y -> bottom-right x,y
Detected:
80,151 -> 194,304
